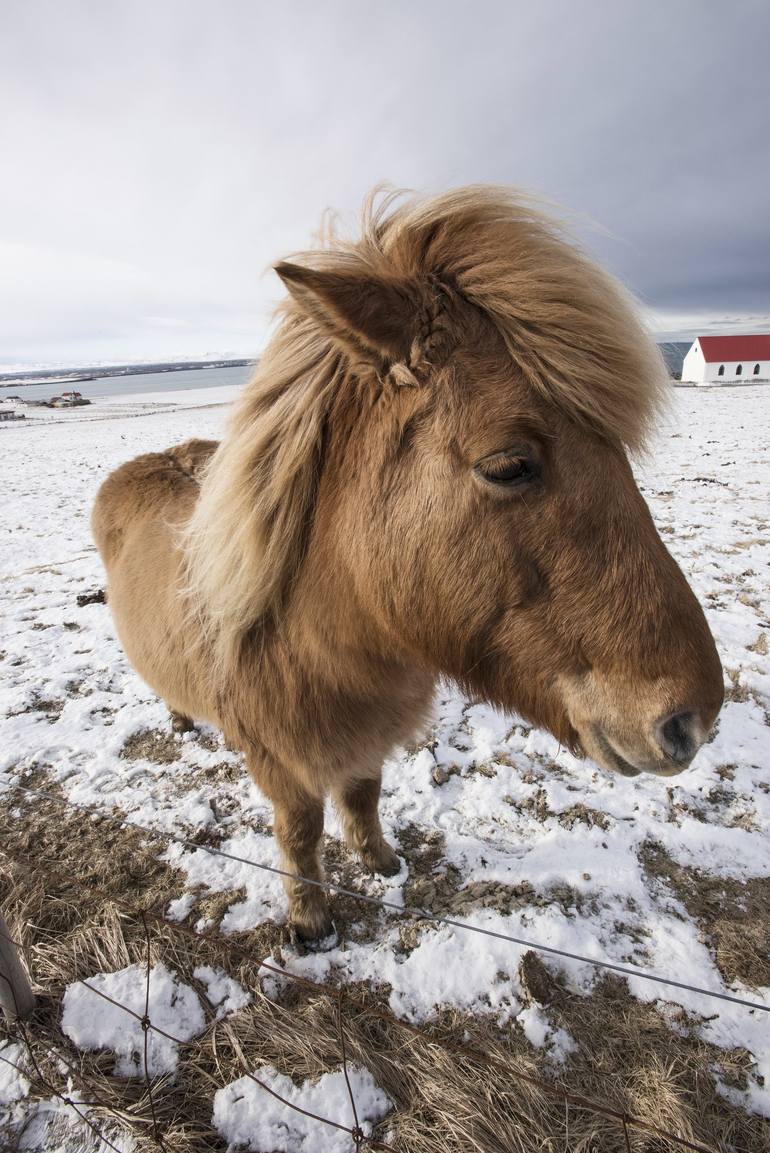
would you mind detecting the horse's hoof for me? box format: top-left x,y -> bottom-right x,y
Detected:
362,842 -> 402,877
289,920 -> 339,953
170,712 -> 195,734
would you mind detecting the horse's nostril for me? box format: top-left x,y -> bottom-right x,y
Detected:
655,711 -> 700,764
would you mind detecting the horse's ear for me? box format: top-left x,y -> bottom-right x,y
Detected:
274,261 -> 416,363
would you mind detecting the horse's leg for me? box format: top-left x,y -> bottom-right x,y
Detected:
273,790 -> 337,945
248,755 -> 335,947
333,774 -> 401,876
170,710 -> 195,734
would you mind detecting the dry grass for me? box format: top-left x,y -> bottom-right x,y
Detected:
1,788 -> 768,1153
748,633 -> 768,657
641,840 -> 770,989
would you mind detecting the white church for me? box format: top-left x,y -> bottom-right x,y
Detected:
680,334 -> 770,384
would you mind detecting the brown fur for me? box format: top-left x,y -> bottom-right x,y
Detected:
92,187 -> 723,942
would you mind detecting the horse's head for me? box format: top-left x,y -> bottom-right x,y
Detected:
271,192 -> 723,778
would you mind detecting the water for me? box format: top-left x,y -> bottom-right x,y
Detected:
0,363 -> 254,403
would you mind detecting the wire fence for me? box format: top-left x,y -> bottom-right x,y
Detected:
0,901 -> 396,1153
1,776 -> 766,1153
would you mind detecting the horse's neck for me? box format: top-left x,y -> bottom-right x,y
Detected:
285,579 -> 426,699
234,509 -> 437,766
225,602 -> 435,780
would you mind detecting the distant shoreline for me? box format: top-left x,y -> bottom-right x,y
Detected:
0,358 -> 257,387
2,344 -> 688,384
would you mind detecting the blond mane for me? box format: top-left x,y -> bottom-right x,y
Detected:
184,187 -> 666,667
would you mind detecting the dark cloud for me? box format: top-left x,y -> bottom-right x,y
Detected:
2,0 -> 768,363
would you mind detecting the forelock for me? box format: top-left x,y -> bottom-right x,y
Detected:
353,187 -> 667,450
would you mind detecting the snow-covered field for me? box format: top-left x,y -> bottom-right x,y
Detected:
1,383 -> 769,1149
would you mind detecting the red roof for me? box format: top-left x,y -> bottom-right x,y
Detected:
697,334 -> 770,363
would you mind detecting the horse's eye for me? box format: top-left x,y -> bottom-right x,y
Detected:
475,451 -> 537,488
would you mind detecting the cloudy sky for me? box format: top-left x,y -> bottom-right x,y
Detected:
2,1 -> 768,367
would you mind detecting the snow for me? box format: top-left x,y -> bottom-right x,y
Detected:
0,1042 -> 29,1108
193,965 -> 250,1020
211,1063 -> 391,1152
61,962 -> 206,1076
97,384 -> 244,409
162,831 -> 285,931
1,382 -> 769,1134
517,1005 -> 576,1061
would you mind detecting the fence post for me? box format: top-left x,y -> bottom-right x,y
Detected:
0,912 -> 35,1021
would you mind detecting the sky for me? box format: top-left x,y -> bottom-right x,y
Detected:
2,0 -> 769,368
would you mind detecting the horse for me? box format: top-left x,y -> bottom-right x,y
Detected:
92,187 -> 723,947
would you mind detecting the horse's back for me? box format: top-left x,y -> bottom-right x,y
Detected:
92,438 -> 219,565
92,438 -> 220,723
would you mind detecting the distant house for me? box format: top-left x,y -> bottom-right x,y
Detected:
0,409 -> 25,422
49,391 -> 90,408
680,334 -> 770,384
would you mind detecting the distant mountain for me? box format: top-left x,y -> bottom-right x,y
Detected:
657,341 -> 691,379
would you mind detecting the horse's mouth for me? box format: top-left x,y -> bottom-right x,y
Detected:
592,730 -> 642,777
589,727 -> 695,778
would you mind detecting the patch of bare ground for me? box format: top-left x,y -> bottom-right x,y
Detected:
120,727 -> 184,764
503,786 -> 612,832
118,727 -> 241,786
640,840 -> 770,989
1,790 -> 768,1152
34,697 -> 66,720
